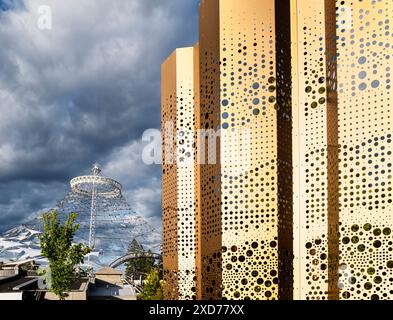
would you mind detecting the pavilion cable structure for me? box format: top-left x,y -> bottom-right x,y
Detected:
52,164 -> 161,269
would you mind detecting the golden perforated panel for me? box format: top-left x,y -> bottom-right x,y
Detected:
163,0 -> 392,301
195,0 -> 222,300
335,0 -> 393,300
292,0 -> 338,301
162,47 -> 197,300
196,0 -> 293,300
219,0 -> 279,301
293,0 -> 393,300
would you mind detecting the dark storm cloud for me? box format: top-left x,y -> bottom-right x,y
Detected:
0,180 -> 67,225
0,0 -> 198,231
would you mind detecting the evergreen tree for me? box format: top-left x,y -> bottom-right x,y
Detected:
128,238 -> 144,253
125,239 -> 155,280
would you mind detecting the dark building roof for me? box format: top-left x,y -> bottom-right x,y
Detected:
0,276 -> 38,293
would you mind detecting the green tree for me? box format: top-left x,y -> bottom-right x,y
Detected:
138,269 -> 163,300
39,211 -> 91,300
125,239 -> 155,280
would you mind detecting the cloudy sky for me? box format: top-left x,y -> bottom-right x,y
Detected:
0,0 -> 198,232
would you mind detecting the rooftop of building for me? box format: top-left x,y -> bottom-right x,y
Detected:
95,267 -> 122,275
0,275 -> 39,293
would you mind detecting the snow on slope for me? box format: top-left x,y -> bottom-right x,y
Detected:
0,214 -> 161,268
0,226 -> 45,264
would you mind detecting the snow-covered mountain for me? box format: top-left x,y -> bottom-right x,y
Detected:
0,214 -> 161,268
0,226 -> 45,264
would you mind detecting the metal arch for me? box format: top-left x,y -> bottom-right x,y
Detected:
109,252 -> 162,269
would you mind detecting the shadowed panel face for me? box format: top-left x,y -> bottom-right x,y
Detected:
162,50 -> 179,300
196,0 -> 222,301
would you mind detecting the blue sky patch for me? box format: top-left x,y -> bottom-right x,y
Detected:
0,0 -> 23,11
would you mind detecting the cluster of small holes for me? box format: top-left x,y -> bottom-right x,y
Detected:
222,161 -> 278,236
339,135 -> 392,213
304,237 -> 329,300
339,223 -> 393,300
222,240 -> 279,300
201,250 -> 223,300
163,270 -> 179,300
178,270 -> 196,300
